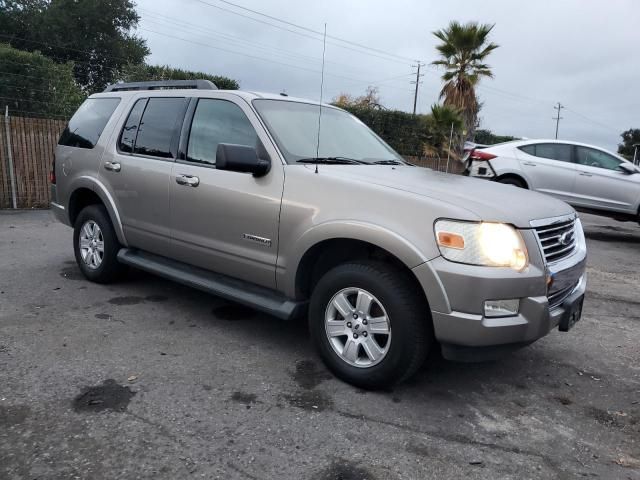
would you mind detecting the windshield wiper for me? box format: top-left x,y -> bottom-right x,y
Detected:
296,157 -> 367,165
372,160 -> 404,165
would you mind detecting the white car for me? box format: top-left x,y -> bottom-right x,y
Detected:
466,139 -> 640,222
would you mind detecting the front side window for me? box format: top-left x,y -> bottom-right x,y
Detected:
253,99 -> 403,164
187,99 -> 258,166
532,143 -> 572,162
58,97 -> 120,149
133,97 -> 188,158
575,146 -> 623,171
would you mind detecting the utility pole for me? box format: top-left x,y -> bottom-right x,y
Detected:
553,102 -> 564,139
410,61 -> 425,115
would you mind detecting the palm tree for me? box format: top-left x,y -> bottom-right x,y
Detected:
423,104 -> 463,160
431,21 -> 498,138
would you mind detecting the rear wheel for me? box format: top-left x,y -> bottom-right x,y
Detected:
309,261 -> 432,389
73,205 -> 125,283
497,176 -> 526,188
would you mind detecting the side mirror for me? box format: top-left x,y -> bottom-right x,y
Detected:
216,143 -> 271,177
619,163 -> 638,175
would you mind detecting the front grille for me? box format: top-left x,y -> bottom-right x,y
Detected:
534,218 -> 577,264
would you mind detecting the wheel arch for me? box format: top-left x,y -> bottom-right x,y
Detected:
495,172 -> 529,189
292,236 -> 431,315
67,177 -> 127,245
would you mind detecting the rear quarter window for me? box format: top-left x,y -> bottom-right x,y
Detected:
518,145 -> 536,155
58,98 -> 120,149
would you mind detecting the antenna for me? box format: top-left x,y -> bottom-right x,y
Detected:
315,23 -> 327,174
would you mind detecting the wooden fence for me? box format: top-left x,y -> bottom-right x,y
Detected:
0,114 -> 464,210
0,115 -> 67,209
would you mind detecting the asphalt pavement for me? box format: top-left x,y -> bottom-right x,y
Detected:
0,210 -> 639,479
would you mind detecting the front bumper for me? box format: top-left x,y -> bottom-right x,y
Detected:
412,237 -> 587,360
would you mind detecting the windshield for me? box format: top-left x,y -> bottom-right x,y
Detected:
252,99 -> 404,164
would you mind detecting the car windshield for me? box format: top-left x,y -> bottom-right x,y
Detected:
252,99 -> 405,164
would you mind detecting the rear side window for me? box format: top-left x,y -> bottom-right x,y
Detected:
521,143 -> 572,162
187,99 -> 258,166
118,98 -> 147,153
58,98 -> 120,149
132,97 -> 188,158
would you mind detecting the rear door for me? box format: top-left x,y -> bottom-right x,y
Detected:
100,96 -> 189,254
572,146 -> 640,213
515,143 -> 577,202
168,95 -> 284,289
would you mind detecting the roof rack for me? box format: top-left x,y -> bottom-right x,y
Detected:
103,79 -> 218,93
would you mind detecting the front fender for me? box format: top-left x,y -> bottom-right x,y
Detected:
280,220 -> 435,298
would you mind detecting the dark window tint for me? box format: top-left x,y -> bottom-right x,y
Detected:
118,98 -> 147,153
532,143 -> 572,162
575,146 -> 623,171
58,98 -> 120,149
187,99 -> 258,166
134,97 -> 187,158
518,144 -> 536,155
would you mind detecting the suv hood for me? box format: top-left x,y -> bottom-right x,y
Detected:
319,165 -> 574,228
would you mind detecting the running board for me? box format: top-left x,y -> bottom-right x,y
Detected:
117,248 -> 306,320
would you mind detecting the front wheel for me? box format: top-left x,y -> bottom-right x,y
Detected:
309,261 -> 432,389
73,204 -> 125,283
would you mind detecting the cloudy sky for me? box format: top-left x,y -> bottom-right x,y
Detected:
134,0 -> 639,151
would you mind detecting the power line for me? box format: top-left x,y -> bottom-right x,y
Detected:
564,107 -> 620,134
553,102 -> 564,139
186,0 -> 413,65
139,12 -> 404,81
139,27 -> 413,91
210,0 -> 417,62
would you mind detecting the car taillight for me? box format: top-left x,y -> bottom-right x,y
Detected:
50,156 -> 56,184
470,150 -> 497,161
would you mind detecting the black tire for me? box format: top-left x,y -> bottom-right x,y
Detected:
497,176 -> 526,188
73,204 -> 125,283
309,261 -> 433,390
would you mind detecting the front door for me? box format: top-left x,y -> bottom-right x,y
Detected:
572,145 -> 640,214
169,96 -> 284,289
515,143 -> 577,203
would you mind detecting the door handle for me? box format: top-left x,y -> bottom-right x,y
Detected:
104,161 -> 121,172
523,162 -> 537,166
579,171 -> 593,177
175,174 -> 200,187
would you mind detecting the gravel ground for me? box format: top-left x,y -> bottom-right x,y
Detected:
0,210 -> 639,480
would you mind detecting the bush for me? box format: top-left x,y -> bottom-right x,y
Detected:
339,105 -> 428,156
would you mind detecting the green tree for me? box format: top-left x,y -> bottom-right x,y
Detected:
431,21 -> 498,138
423,104 -> 464,159
474,129 -> 517,145
118,64 -> 239,90
0,43 -> 84,117
618,128 -> 640,160
0,0 -> 148,92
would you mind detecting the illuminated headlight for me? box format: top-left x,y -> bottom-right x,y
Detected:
484,299 -> 520,317
434,220 -> 529,271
